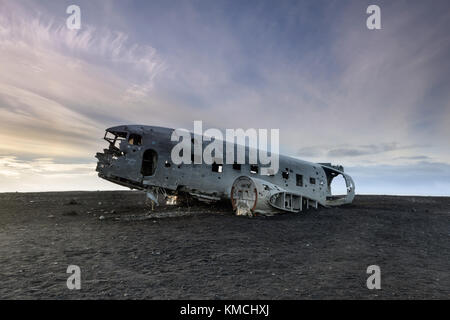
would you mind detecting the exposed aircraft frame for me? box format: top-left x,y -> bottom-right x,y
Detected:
95,125 -> 355,216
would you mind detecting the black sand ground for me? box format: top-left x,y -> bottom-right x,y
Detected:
0,191 -> 448,299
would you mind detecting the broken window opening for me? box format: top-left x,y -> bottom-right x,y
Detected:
282,170 -> 289,179
104,131 -> 117,143
310,177 -> 316,184
105,131 -> 126,142
250,165 -> 258,174
296,174 -> 303,186
104,131 -> 127,150
128,133 -> 142,146
212,162 -> 223,173
141,149 -> 158,176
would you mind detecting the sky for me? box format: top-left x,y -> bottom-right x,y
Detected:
0,0 -> 449,195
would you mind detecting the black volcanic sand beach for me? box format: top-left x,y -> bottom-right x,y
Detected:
0,191 -> 448,299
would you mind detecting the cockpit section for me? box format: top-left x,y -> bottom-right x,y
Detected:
95,127 -> 147,190
103,129 -> 143,153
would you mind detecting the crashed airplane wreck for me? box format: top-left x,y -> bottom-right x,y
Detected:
95,125 -> 355,216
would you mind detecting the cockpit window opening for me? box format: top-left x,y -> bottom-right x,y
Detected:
128,133 -> 142,146
104,131 -> 128,150
104,131 -> 126,142
104,131 -> 116,143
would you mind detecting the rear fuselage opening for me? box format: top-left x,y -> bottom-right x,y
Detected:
321,165 -> 355,206
329,174 -> 347,197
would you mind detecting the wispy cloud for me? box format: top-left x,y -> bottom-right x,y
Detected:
0,1 -> 166,92
0,0 -> 167,159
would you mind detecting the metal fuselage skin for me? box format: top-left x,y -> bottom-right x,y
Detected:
95,125 -> 355,207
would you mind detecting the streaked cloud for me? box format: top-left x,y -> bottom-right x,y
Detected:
327,143 -> 417,158
0,156 -> 122,192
